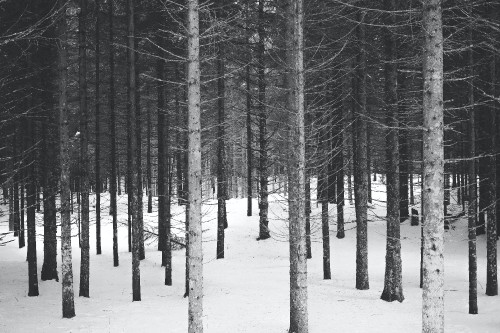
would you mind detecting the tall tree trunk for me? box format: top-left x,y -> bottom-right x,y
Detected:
485,18 -> 498,296
422,0 -> 444,330
78,0 -> 90,298
94,0 -> 102,255
246,8 -> 253,217
135,41 -> 145,261
108,0 -> 118,267
26,117 -> 39,297
127,0 -> 141,301
467,11 -> 477,312
216,0 -> 227,259
187,1 -> 203,331
354,6 -> 369,291
147,98 -> 153,214
257,0 -> 270,240
59,1 -> 75,317
41,117 -> 58,281
286,0 -> 308,330
380,0 -> 403,302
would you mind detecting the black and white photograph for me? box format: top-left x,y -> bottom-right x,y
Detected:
0,0 -> 498,332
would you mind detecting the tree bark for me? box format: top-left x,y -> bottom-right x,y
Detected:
108,0 -> 118,267
127,0 -> 141,302
78,0 -> 90,298
354,6 -> 369,291
187,1 -> 203,331
26,118 -> 39,297
94,0 -> 102,256
286,0 -> 308,331
422,0 -> 444,331
467,10 -> 478,313
257,0 -> 270,240
380,0 -> 403,303
59,1 -> 75,317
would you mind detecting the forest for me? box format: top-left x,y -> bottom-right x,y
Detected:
0,0 -> 498,332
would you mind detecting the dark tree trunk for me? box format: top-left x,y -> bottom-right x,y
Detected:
321,201 -> 331,280
59,1 -> 75,316
94,0 -> 102,256
246,16 -> 253,217
147,98 -> 153,214
26,119 -> 39,297
257,0 -> 269,240
108,0 -> 118,267
354,7 -> 369,291
78,0 -> 90,298
381,0 -> 403,302
216,2 -> 227,257
127,0 -> 141,301
485,26 -> 498,296
467,15 -> 478,312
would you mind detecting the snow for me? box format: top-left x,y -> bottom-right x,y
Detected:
0,179 -> 499,332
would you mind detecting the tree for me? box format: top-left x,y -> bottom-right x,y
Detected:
380,0 -> 403,303
422,0 -> 444,331
286,0 -> 308,330
58,0 -> 76,318
216,0 -> 227,259
187,0 -> 203,331
78,0 -> 90,298
466,4 -> 477,313
354,4 -> 369,291
108,0 -> 119,268
257,0 -> 270,241
128,0 -> 141,302
94,0 -> 102,256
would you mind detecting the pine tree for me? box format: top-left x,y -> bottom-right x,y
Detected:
422,0 -> 444,330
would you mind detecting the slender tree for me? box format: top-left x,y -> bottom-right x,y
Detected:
380,0 -> 403,303
422,0 -> 444,331
257,0 -> 270,240
108,0 -> 119,267
354,5 -> 369,291
59,0 -> 76,318
128,0 -> 141,301
78,0 -> 90,298
467,6 -> 477,313
287,0 -> 308,331
187,0 -> 203,331
216,0 -> 227,259
95,0 -> 102,256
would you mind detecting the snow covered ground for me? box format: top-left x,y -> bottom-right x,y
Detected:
0,180 -> 499,332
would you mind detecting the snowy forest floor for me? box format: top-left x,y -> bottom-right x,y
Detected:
0,180 -> 499,332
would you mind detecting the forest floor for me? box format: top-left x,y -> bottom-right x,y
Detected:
0,179 -> 499,332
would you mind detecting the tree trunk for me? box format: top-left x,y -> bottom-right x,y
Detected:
246,8 -> 253,217
127,0 -> 141,302
467,13 -> 477,312
422,1 -> 444,330
286,0 -> 308,330
485,19 -> 498,296
59,1 -> 75,317
78,0 -> 90,298
187,1 -> 203,331
108,0 -> 118,267
147,98 -> 153,214
26,118 -> 39,297
380,0 -> 403,302
95,0 -> 102,256
257,0 -> 270,240
354,6 -> 369,291
216,0 -> 227,259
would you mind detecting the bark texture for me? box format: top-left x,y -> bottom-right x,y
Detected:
187,0 -> 203,331
422,1 -> 444,331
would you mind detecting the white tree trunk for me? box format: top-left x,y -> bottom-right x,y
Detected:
287,0 -> 308,332
187,0 -> 203,331
422,0 -> 444,331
